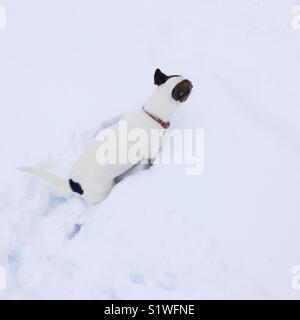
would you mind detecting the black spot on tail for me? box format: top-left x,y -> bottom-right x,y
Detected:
69,179 -> 84,195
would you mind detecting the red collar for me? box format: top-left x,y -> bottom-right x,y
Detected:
142,107 -> 170,129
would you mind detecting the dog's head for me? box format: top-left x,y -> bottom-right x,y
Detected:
154,68 -> 193,103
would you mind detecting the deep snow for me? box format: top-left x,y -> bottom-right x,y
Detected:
0,0 -> 300,299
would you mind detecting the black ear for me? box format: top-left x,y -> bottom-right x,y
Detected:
154,68 -> 168,85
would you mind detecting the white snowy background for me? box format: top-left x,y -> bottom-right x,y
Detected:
0,0 -> 300,299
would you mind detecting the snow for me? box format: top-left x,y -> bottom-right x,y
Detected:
0,0 -> 300,299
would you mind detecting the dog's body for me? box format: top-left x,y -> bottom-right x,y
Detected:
20,69 -> 193,204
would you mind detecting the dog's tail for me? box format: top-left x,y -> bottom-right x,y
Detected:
17,166 -> 70,191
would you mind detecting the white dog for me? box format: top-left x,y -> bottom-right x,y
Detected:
19,69 -> 193,204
